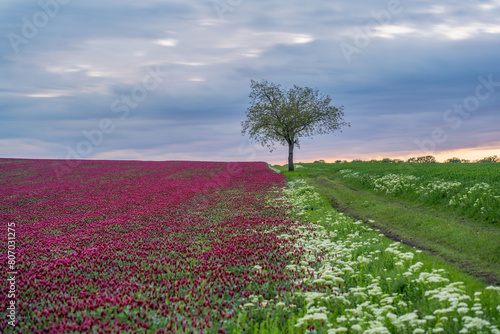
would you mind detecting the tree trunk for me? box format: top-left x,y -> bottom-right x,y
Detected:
288,142 -> 294,171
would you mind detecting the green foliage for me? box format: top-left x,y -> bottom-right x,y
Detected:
445,157 -> 462,163
406,155 -> 437,163
241,79 -> 348,150
237,175 -> 500,333
302,161 -> 500,222
241,79 -> 349,171
478,155 -> 499,163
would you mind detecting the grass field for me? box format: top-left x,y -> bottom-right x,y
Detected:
280,162 -> 500,284
1,159 -> 499,333
296,162 -> 500,222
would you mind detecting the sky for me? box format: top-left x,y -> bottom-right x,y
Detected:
1,0 -> 499,165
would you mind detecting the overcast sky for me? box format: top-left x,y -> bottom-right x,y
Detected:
1,0 -> 499,164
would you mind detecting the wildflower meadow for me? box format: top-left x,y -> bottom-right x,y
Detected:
336,169 -> 499,222
1,159 -> 499,333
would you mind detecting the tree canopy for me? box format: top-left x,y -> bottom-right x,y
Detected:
407,155 -> 437,163
241,79 -> 349,171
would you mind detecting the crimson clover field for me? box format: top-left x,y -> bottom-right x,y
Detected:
1,159 -> 307,332
1,159 -> 499,334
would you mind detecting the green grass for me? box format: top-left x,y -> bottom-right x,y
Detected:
276,163 -> 500,285
301,162 -> 500,186
296,162 -> 500,222
234,173 -> 500,333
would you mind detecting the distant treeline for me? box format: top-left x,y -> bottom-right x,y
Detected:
312,155 -> 499,164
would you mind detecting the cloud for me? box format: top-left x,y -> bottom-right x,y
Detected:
0,138 -> 60,158
0,0 -> 499,163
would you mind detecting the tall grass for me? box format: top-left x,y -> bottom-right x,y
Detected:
300,162 -> 500,222
232,177 -> 500,333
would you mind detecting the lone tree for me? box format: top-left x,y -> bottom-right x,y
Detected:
241,79 -> 349,171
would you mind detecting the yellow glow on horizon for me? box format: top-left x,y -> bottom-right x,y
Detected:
432,146 -> 500,162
